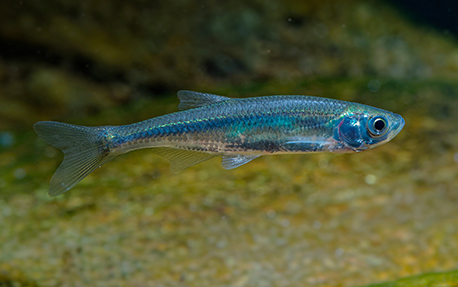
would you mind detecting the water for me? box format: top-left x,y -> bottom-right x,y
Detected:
1,1 -> 458,286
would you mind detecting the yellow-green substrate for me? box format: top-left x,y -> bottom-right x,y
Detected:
1,79 -> 458,286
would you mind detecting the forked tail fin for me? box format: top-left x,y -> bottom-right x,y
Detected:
33,121 -> 114,196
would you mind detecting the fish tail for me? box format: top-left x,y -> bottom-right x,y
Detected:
33,121 -> 114,196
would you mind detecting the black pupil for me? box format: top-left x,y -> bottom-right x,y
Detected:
374,119 -> 385,131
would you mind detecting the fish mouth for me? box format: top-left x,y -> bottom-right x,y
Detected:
384,114 -> 405,143
393,115 -> 405,137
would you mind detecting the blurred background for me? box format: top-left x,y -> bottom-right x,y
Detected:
1,0 -> 458,286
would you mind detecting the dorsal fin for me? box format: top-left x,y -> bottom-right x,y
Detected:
177,90 -> 230,110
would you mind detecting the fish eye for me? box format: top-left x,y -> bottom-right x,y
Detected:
368,116 -> 388,137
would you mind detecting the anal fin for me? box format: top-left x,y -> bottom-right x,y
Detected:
152,147 -> 215,172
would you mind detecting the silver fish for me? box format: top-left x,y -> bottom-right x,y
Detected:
34,90 -> 405,196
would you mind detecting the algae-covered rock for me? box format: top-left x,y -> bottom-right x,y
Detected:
0,0 -> 458,127
0,263 -> 39,287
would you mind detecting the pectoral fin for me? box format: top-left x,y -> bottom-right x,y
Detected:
285,139 -> 330,145
152,147 -> 215,172
221,154 -> 260,170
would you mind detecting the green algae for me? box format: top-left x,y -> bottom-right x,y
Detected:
363,270 -> 458,287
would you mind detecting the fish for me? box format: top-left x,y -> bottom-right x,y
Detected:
34,90 -> 405,196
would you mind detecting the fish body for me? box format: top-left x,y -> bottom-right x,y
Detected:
34,90 -> 404,196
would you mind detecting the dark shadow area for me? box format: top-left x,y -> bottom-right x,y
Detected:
389,0 -> 458,37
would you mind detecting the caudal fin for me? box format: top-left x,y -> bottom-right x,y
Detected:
34,121 -> 113,196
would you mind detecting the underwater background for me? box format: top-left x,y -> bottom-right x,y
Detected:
1,0 -> 458,286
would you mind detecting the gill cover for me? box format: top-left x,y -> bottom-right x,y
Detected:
337,115 -> 367,151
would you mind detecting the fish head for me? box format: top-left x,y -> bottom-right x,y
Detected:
336,106 -> 405,152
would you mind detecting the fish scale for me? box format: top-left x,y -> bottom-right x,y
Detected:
34,90 -> 404,196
